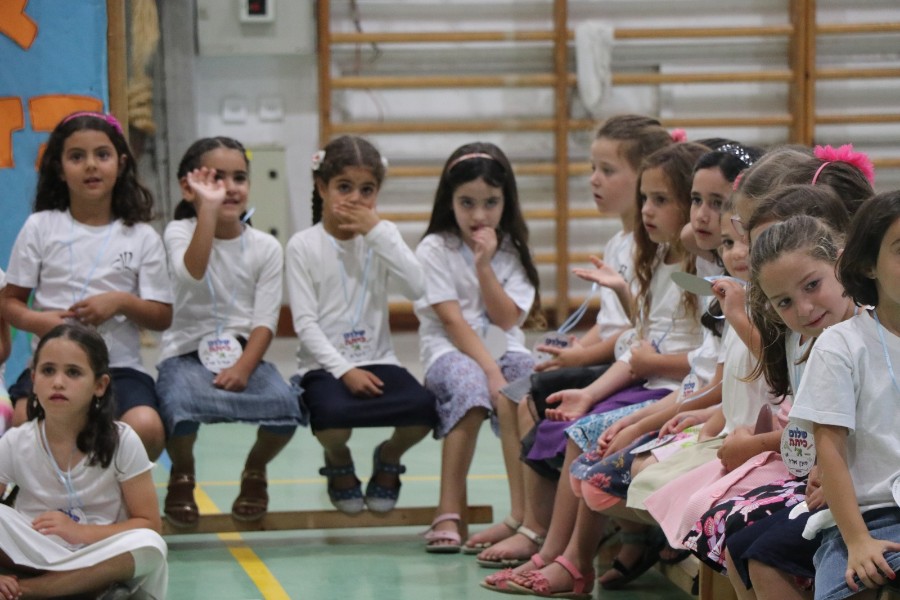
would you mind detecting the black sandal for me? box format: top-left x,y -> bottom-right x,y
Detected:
600,529 -> 665,590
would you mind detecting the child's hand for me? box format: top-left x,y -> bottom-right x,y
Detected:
36,310 -> 75,335
602,423 -> 643,457
804,465 -> 827,510
544,388 -> 593,421
533,336 -> 584,372
660,412 -> 701,436
340,368 -> 384,398
471,227 -> 498,266
628,340 -> 658,379
712,279 -> 747,325
596,415 -> 634,452
572,256 -> 626,292
186,167 -> 226,212
0,574 -> 20,600
487,370 -> 508,407
69,291 -> 123,327
845,536 -> 900,592
213,363 -> 252,392
32,510 -> 84,545
716,427 -> 756,472
334,201 -> 380,236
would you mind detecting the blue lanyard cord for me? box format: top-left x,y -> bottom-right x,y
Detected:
39,421 -> 84,515
68,216 -> 114,306
205,223 -> 247,338
329,237 -> 374,331
652,320 -> 675,352
557,283 -> 598,335
873,310 -> 900,395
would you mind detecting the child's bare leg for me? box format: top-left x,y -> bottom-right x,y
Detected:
468,395 -> 526,550
315,428 -> 356,490
747,559 -> 812,600
244,427 -> 295,472
166,432 -> 198,475
119,406 -> 166,461
725,550 -> 758,600
372,425 -> 430,489
431,408 -> 487,545
18,552 -> 134,599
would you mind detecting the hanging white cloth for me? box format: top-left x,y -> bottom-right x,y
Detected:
575,21 -> 615,117
0,505 -> 168,599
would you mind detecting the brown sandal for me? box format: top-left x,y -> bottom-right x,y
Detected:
231,470 -> 269,522
164,473 -> 199,528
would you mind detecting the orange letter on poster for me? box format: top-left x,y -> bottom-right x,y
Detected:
0,99 -> 25,169
0,0 -> 38,49
30,95 -> 105,167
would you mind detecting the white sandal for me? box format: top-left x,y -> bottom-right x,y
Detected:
462,515 -> 522,555
475,524 -> 546,568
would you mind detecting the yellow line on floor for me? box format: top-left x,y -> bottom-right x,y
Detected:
156,473 -> 508,488
193,485 -> 290,600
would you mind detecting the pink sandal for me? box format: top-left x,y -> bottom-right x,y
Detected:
480,554 -> 547,593
423,512 -> 462,554
506,556 -> 594,599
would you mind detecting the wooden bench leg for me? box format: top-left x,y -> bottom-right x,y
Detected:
698,563 -> 738,600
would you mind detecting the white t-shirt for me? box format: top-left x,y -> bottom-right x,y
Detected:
683,324 -> 723,395
159,219 -> 282,362
415,233 -> 536,372
286,221 -> 424,379
595,230 -> 635,341
6,210 -> 172,372
790,312 -> 900,509
0,421 -> 152,526
720,326 -> 775,435
696,255 -> 723,280
618,259 -> 704,390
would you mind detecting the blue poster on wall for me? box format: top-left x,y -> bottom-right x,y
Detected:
0,0 -> 109,380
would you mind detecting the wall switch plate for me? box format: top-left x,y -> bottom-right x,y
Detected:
258,96 -> 284,122
222,97 -> 249,123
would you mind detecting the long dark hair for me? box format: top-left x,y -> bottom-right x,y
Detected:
424,142 -> 543,324
174,137 -> 250,220
311,136 -> 386,224
27,324 -> 119,468
35,113 -> 153,225
838,191 -> 900,308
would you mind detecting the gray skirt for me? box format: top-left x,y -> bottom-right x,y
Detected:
156,352 -> 306,435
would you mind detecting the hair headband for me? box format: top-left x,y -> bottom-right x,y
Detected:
812,143 -> 876,184
311,149 -> 389,172
62,111 -> 124,136
448,152 -> 496,171
716,143 -> 755,168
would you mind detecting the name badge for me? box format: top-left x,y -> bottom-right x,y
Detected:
780,421 -> 816,477
198,333 -> 243,373
340,328 -> 372,362
680,372 -> 701,401
533,332 -> 570,363
482,324 -> 508,360
614,328 -> 638,361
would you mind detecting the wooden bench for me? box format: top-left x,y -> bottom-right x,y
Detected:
161,505 -> 493,536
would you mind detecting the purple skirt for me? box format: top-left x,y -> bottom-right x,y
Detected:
526,383 -> 669,461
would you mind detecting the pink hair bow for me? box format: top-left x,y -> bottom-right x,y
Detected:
670,129 -> 687,143
813,144 -> 876,184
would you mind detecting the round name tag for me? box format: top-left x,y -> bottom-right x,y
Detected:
680,372 -> 701,401
483,324 -> 508,360
780,421 -> 816,477
533,331 -> 570,363
614,328 -> 638,361
198,333 -> 243,373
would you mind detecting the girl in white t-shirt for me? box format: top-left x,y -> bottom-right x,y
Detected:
156,137 -> 302,529
790,192 -> 900,600
1,112 -> 172,460
0,324 -> 166,600
417,142 -> 542,553
287,136 -> 435,515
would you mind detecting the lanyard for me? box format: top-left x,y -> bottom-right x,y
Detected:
557,283 -> 598,335
873,310 -> 900,395
39,421 -> 84,516
206,219 -> 249,338
68,214 -> 114,306
329,236 -> 373,330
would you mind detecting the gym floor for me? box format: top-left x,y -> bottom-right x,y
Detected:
147,334 -> 692,599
